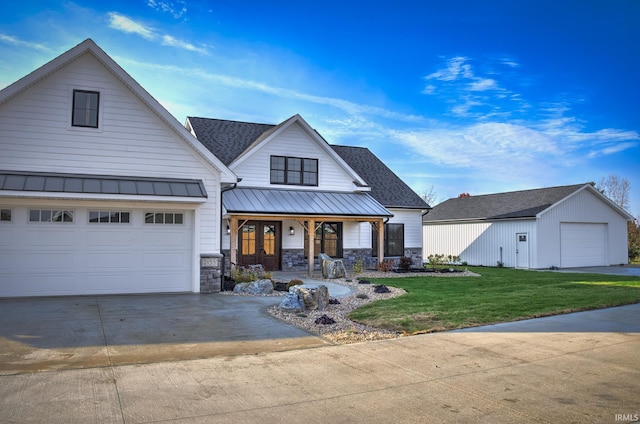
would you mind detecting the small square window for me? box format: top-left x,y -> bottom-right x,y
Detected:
0,209 -> 11,222
144,212 -> 184,224
72,90 -> 100,128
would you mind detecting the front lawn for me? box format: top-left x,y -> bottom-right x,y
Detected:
348,267 -> 640,334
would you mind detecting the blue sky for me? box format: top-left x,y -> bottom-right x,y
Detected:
1,1 -> 639,214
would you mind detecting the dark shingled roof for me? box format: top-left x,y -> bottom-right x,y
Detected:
187,117 -> 275,166
423,183 -> 590,222
331,145 -> 430,209
187,117 -> 430,209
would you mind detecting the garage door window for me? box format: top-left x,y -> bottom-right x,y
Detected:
29,209 -> 73,223
0,209 -> 10,222
145,212 -> 184,224
89,211 -> 130,224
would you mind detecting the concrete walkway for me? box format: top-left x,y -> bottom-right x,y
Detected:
1,315 -> 638,423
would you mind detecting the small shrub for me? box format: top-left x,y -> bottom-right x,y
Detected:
356,293 -> 369,299
377,260 -> 394,272
399,256 -> 413,271
314,314 -> 336,325
358,279 -> 371,285
329,298 -> 341,305
230,267 -> 258,283
373,284 -> 391,294
352,257 -> 364,274
497,261 -> 504,268
286,279 -> 304,290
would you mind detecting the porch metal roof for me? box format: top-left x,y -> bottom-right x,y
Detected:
0,171 -> 207,198
223,187 -> 393,217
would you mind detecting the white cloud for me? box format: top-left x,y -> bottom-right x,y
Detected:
161,35 -> 208,55
148,0 -> 187,19
108,12 -> 155,40
468,78 -> 498,91
0,34 -> 50,52
424,56 -> 472,82
108,12 -> 209,54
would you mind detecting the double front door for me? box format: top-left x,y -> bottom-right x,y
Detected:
238,221 -> 281,271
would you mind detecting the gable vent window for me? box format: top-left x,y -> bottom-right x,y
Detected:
270,156 -> 318,186
72,90 -> 100,128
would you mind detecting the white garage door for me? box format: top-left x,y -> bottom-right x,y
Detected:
0,207 -> 193,297
560,223 -> 608,268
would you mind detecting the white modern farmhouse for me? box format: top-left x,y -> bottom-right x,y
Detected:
423,183 -> 634,269
0,39 -> 429,297
186,115 -> 429,276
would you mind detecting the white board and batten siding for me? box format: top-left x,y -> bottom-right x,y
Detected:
423,220 -> 537,268
230,123 -> 357,192
0,51 -> 223,252
0,50 -> 227,295
537,188 -> 628,268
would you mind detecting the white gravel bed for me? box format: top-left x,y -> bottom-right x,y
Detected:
223,269 -> 479,344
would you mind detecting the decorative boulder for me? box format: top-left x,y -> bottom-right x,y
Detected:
279,284 -> 330,312
233,279 -> 274,295
319,253 -> 346,279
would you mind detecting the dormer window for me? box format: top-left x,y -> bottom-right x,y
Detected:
270,156 -> 318,186
72,90 -> 100,128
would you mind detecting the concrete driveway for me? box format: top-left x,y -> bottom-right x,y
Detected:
0,293 -> 330,374
556,264 -> 640,277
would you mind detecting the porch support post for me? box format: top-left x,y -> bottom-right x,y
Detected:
377,218 -> 385,266
230,216 -> 238,269
307,218 -> 315,277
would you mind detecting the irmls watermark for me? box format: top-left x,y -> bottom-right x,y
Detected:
615,413 -> 639,422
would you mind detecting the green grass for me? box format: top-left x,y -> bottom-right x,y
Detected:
348,267 -> 640,334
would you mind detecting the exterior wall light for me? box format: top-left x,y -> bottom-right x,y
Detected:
226,224 -> 230,234
289,226 -> 295,235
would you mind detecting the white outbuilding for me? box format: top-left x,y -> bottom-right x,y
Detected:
422,183 -> 634,269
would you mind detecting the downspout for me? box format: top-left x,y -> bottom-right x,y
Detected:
220,178 -> 242,290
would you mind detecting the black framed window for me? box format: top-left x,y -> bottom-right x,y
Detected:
372,223 -> 404,257
270,156 -> 318,186
89,211 -> 130,224
0,209 -> 11,222
72,90 -> 100,128
305,222 -> 342,258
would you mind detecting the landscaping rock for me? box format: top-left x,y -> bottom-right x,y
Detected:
314,314 -> 336,325
233,279 -> 274,295
279,284 -> 330,312
319,253 -> 346,279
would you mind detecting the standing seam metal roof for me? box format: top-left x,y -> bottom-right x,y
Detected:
0,171 -> 207,198
223,187 -> 393,217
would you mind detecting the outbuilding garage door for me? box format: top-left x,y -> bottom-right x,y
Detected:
560,223 -> 608,268
0,207 -> 193,297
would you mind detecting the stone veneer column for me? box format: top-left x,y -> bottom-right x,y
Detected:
200,253 -> 223,293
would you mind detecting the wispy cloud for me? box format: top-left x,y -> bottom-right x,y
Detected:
161,35 -> 208,55
147,0 -> 187,19
0,34 -> 51,52
107,12 -> 209,54
108,12 -> 155,40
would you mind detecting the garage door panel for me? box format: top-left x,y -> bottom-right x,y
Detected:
25,229 -> 74,246
27,275 -> 76,294
1,208 -> 194,297
86,230 -> 131,246
142,273 -> 190,290
25,253 -> 75,270
561,223 -> 607,268
86,253 -> 132,269
142,230 -> 188,248
85,274 -> 132,292
0,228 -> 11,247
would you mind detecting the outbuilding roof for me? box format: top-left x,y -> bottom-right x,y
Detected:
423,183 -> 590,222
